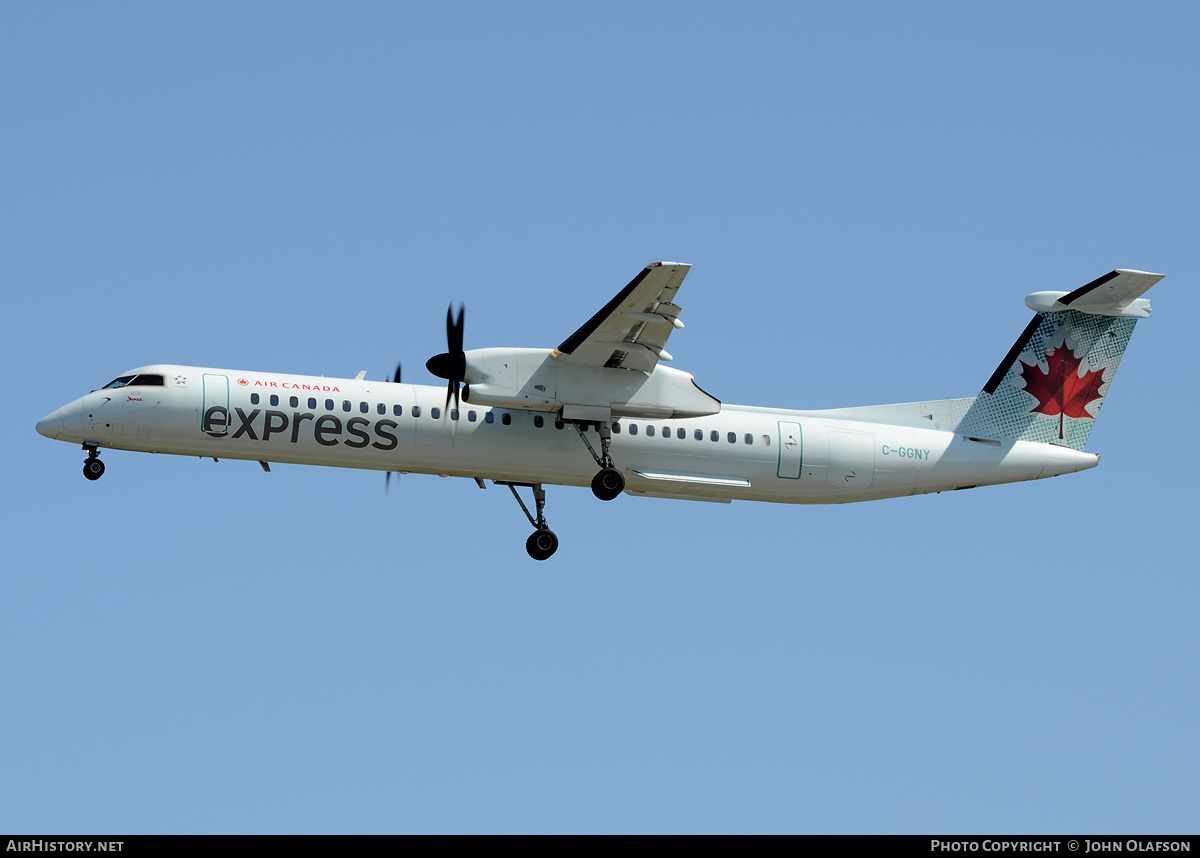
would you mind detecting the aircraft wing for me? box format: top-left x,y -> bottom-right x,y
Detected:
552,262 -> 691,372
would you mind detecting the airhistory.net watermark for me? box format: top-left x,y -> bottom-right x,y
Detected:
6,842 -> 123,852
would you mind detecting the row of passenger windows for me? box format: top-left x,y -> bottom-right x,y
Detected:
528,414 -> 769,445
247,393 -> 512,424
245,393 -> 769,444
613,421 -> 767,446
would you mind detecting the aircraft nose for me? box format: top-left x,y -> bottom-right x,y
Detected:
36,408 -> 65,439
37,400 -> 82,440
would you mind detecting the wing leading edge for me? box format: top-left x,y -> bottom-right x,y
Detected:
552,262 -> 691,373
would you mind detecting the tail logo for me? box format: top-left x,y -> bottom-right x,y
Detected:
1019,344 -> 1106,439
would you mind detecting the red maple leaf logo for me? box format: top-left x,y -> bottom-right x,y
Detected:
1019,344 -> 1106,439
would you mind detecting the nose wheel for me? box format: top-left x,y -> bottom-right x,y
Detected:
82,446 -> 104,481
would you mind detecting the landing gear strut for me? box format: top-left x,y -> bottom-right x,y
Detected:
572,421 -> 625,501
82,445 -> 104,481
498,482 -> 559,560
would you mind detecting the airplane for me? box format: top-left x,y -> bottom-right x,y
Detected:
36,262 -> 1163,560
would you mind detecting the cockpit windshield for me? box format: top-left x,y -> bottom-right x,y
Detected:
101,374 -> 164,389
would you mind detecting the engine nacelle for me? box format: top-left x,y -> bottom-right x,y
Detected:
460,348 -> 721,419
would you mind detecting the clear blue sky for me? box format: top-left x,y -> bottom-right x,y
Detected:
3,2 -> 1197,833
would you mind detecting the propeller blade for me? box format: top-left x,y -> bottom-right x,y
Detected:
392,363 -> 402,384
443,380 -> 461,414
426,303 -> 467,412
446,304 -> 464,354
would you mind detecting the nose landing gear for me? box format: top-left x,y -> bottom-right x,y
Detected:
82,445 -> 104,481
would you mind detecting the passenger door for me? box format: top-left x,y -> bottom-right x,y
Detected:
777,421 -> 803,479
201,374 -> 230,437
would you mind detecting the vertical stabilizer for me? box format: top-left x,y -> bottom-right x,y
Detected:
957,270 -> 1163,451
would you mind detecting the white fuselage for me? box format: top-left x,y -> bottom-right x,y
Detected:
36,364 -> 1100,503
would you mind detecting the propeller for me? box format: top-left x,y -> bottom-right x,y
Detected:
425,303 -> 466,413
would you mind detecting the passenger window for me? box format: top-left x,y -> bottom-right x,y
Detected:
431,407 -> 440,419
251,393 -> 260,405
290,396 -> 299,408
484,412 -> 494,424
377,403 -> 386,415
411,405 -> 421,418
744,433 -> 753,445
270,395 -> 279,406
710,430 -> 719,442
629,423 -> 638,436
451,409 -> 459,421
468,411 -> 476,422
661,426 -> 670,438
325,399 -> 334,411
534,415 -> 543,428
727,432 -> 736,443
394,404 -> 403,416
359,402 -> 369,414
342,400 -> 352,412
762,435 -> 771,446
612,422 -> 621,435
677,428 -> 686,440
694,429 -> 703,441
502,412 -> 511,425
308,398 -> 317,409
646,425 -> 655,437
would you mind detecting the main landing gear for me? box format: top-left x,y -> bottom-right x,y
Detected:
572,421 -> 625,501
499,482 -> 559,560
82,445 -> 105,481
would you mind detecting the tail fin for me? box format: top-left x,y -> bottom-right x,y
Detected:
957,269 -> 1164,451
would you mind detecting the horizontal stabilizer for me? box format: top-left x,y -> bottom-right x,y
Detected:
1025,269 -> 1163,319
